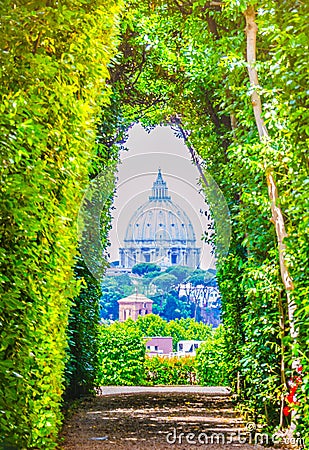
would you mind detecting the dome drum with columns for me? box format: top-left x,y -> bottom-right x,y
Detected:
119,170 -> 200,269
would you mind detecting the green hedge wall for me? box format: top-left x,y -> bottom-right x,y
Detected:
64,263 -> 101,400
0,1 -> 121,448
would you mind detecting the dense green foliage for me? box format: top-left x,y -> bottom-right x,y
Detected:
97,316 -> 223,386
196,326 -> 228,387
135,314 -> 213,351
132,262 -> 161,276
100,266 -> 220,324
145,355 -> 196,385
65,129 -> 120,399
0,0 -> 122,447
100,273 -> 134,319
97,321 -> 146,385
1,0 -> 308,447
146,326 -> 228,386
64,263 -> 100,400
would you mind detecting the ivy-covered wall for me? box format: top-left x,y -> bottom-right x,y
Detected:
0,1 -> 122,447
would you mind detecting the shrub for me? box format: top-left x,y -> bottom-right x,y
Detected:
97,321 -> 146,386
196,326 -> 228,386
145,356 -> 197,385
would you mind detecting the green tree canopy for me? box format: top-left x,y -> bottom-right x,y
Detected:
152,273 -> 178,293
165,265 -> 194,284
100,274 -> 134,320
132,262 -> 162,276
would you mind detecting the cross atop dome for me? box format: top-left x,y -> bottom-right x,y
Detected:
149,169 -> 171,201
156,167 -> 164,182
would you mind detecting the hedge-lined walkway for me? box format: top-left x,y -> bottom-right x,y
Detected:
59,387 -> 290,449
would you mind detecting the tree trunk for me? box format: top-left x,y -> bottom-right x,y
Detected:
244,4 -> 295,308
193,299 -> 198,321
244,5 -> 297,429
278,291 -> 287,428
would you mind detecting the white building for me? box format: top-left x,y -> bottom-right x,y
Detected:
176,340 -> 204,356
119,169 -> 201,269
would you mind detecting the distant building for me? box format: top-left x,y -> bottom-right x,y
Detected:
179,283 -> 220,308
177,340 -> 204,356
118,292 -> 153,322
145,336 -> 173,357
119,169 -> 201,269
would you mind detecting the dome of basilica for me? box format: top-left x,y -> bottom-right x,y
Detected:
119,170 -> 200,269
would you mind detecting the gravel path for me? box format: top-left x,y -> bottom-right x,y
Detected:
96,386 -> 231,396
59,386 -> 289,449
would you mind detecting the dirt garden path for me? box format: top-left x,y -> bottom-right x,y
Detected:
59,386 -> 290,449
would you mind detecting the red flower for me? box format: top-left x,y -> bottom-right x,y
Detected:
290,385 -> 297,396
283,406 -> 290,417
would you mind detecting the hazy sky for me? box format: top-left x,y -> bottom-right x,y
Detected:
107,124 -> 215,270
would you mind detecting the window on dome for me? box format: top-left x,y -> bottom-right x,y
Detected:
136,224 -> 139,227
159,223 -> 163,227
171,254 -> 177,264
147,223 -> 151,227
182,224 -> 185,227
171,223 -> 175,227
